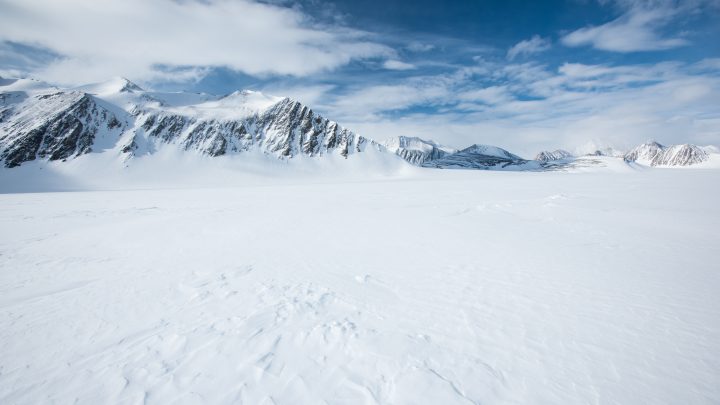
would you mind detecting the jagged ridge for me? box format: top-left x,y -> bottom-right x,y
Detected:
535,149 -> 572,162
0,79 -> 376,167
0,90 -> 124,167
624,141 -> 709,166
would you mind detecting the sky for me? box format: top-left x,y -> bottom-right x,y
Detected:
1,0 -> 719,154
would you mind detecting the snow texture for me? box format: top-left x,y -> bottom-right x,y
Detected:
1,160 -> 719,404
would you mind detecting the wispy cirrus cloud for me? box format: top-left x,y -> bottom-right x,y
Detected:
507,35 -> 552,60
406,42 -> 436,53
382,60 -> 417,71
561,0 -> 720,52
561,6 -> 686,52
311,58 -> 720,155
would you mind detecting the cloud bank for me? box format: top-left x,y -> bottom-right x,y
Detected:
0,0 -> 393,84
316,59 -> 720,156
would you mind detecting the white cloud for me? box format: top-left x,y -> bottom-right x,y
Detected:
320,59 -> 720,156
260,84 -> 337,107
692,58 -> 720,72
406,42 -> 435,52
457,86 -> 513,105
0,0 -> 393,84
382,60 -> 417,71
561,3 -> 688,52
326,82 -> 451,121
507,35 -> 552,60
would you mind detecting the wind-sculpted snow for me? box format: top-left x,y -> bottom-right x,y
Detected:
1,170 -> 719,404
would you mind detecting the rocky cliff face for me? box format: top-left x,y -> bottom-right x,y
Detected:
422,144 -> 529,169
535,149 -> 572,162
624,141 -> 708,166
623,141 -> 665,165
0,79 -> 376,168
0,90 -> 126,167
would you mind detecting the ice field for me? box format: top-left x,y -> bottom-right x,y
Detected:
1,161 -> 719,404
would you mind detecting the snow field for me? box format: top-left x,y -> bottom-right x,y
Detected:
1,168 -> 719,404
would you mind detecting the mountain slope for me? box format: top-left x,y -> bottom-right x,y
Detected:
422,144 -> 530,170
382,136 -> 456,165
0,78 -> 378,167
535,149 -> 572,162
624,141 -> 709,166
0,89 -> 126,167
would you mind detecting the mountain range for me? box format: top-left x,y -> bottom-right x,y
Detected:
622,141 -> 710,167
0,77 -> 714,170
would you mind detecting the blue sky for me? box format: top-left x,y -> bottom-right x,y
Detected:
1,0 -> 719,154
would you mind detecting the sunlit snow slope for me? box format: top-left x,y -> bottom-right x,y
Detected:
1,167 -> 719,404
0,77 -> 376,167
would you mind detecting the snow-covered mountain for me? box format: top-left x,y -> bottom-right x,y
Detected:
535,149 -> 573,162
0,77 -> 378,167
2,77 -> 717,171
422,144 -> 530,169
622,141 -> 665,165
0,87 -> 124,167
382,136 -> 456,165
624,141 -> 709,166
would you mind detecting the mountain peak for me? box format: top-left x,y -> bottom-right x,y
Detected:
382,136 -> 456,165
461,144 -> 522,160
535,149 -> 573,162
624,141 -> 708,166
115,77 -> 144,92
96,76 -> 144,93
642,140 -> 664,148
76,77 -> 144,95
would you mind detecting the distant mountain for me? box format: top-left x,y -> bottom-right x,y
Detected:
422,144 -> 529,169
0,77 -> 378,167
535,149 -> 572,162
655,144 -> 709,166
2,77 -> 715,171
382,136 -> 456,165
624,141 -> 709,166
623,141 -> 665,164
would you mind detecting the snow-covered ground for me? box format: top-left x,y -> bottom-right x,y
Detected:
1,162 -> 719,404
